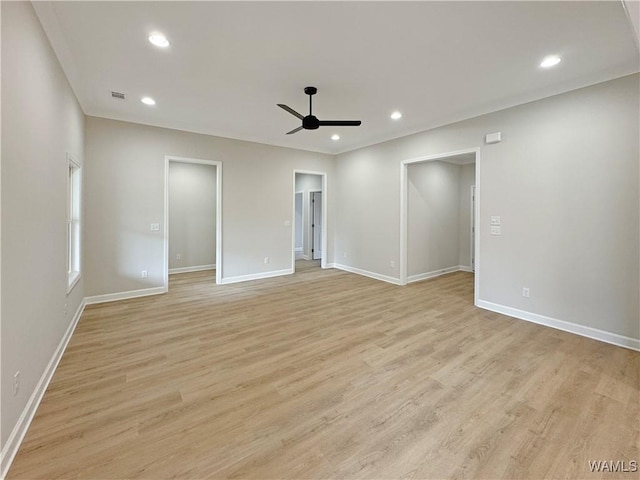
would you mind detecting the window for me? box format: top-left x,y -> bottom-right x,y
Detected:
67,155 -> 81,291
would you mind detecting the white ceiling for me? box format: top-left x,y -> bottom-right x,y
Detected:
33,1 -> 639,155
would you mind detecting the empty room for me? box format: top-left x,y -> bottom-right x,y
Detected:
1,1 -> 639,479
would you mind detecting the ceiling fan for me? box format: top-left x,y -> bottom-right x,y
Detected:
277,86 -> 361,135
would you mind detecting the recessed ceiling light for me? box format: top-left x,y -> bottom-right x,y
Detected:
331,134 -> 340,141
540,55 -> 561,68
141,96 -> 156,106
148,33 -> 170,48
390,111 -> 402,120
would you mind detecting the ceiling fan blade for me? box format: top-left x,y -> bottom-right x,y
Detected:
286,126 -> 304,135
318,120 -> 362,127
278,104 -> 304,120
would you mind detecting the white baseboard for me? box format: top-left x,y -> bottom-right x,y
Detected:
169,264 -> 215,275
476,300 -> 640,352
331,263 -> 402,286
220,268 -> 293,285
0,300 -> 86,480
459,265 -> 474,273
84,286 -> 166,305
407,265 -> 465,283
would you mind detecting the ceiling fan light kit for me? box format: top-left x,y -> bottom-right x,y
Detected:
278,86 -> 361,135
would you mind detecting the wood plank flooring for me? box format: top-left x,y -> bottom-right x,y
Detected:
7,265 -> 639,479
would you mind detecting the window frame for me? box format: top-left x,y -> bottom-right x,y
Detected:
67,154 -> 81,292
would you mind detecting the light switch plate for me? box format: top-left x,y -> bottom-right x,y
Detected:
491,226 -> 501,235
150,223 -> 160,231
490,216 -> 501,226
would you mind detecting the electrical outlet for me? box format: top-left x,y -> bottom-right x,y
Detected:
343,252 -> 348,258
264,256 -> 269,264
64,303 -> 68,316
176,253 -> 182,260
390,260 -> 395,269
522,287 -> 530,298
13,371 -> 20,397
150,223 -> 160,231
141,270 -> 148,278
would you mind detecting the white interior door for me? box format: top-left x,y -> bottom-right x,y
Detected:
311,191 -> 322,260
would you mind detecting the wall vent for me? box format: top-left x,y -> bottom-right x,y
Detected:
110,91 -> 126,100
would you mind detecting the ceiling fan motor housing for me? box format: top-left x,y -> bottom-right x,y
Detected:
303,115 -> 320,129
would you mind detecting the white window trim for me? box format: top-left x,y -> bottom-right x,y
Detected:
67,153 -> 81,293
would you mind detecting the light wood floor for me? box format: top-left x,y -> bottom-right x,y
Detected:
8,266 -> 639,479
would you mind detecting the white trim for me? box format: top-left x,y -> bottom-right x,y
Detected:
399,147 -> 481,307
219,268 -> 293,285
332,263 -> 402,286
294,191 -> 304,259
169,264 -> 216,275
0,300 -> 85,480
399,161 -> 408,285
473,157 -> 480,306
477,300 -> 640,352
407,265 -> 471,283
84,286 -> 166,305
165,156 -> 222,287
292,170 -> 328,271
470,184 -> 476,273
67,271 -> 81,293
66,153 -> 81,293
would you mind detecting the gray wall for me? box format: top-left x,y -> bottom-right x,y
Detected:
1,1 -> 85,449
84,117 -> 334,293
168,162 -> 217,271
407,160 -> 475,278
335,74 -> 639,341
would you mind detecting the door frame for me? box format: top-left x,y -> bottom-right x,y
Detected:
310,189 -> 322,260
294,191 -> 305,260
164,155 -> 222,287
470,184 -> 476,272
292,170 -> 327,270
399,147 -> 480,305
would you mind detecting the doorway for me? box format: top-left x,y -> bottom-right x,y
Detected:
293,171 -> 327,271
400,148 -> 479,304
164,156 -> 222,287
